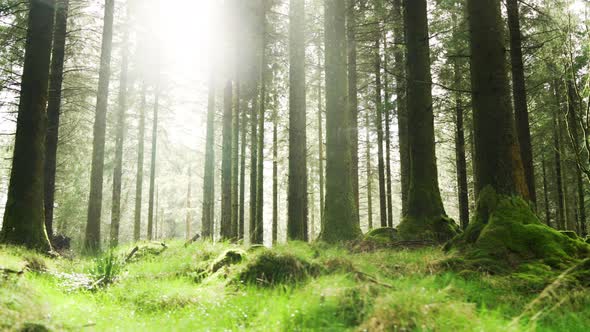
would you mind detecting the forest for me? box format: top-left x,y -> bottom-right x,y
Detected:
1,0 -> 590,330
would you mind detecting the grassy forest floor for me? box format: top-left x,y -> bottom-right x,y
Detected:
1,240 -> 589,331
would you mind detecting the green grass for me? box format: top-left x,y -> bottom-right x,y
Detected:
1,241 -> 589,331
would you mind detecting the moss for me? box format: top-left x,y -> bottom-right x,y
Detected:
398,215 -> 459,243
19,323 -> 49,332
447,186 -> 590,274
209,249 -> 245,273
365,227 -> 398,243
560,230 -> 581,240
237,251 -> 320,286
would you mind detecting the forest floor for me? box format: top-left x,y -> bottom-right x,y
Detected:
1,240 -> 589,331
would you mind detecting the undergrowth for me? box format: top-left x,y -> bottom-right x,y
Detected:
0,240 -> 589,331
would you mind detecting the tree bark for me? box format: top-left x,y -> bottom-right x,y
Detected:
399,0 -> 449,241
320,0 -> 361,242
147,83 -> 160,241
110,2 -> 130,247
238,96 -> 248,241
393,0 -> 409,218
249,89 -> 259,244
507,0 -> 536,205
541,153 -> 551,226
0,0 -> 55,251
201,76 -> 215,238
383,37 -> 394,228
366,110 -> 374,230
374,37 -> 387,228
272,90 -> 279,244
231,80 -> 240,239
288,0 -> 308,241
453,55 -> 469,230
134,84 -> 146,241
553,82 -> 566,230
44,0 -> 69,241
185,167 -> 192,240
85,0 -> 115,252
347,0 -> 360,222
317,46 -> 325,230
221,80 -> 233,239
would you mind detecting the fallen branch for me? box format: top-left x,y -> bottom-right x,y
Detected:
124,246 -> 139,263
184,234 -> 201,247
0,267 -> 24,275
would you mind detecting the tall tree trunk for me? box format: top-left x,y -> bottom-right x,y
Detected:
272,91 -> 279,244
238,96 -> 248,240
541,153 -> 551,226
347,0 -> 360,221
147,83 -> 160,240
467,0 -> 528,200
453,57 -> 469,230
393,0 -> 409,217
201,76 -> 215,239
110,2 -> 130,247
154,187 -> 158,240
366,110 -> 374,230
566,81 -> 587,236
186,167 -> 192,240
288,0 -> 308,241
85,0 -> 115,252
249,90 -> 259,243
553,82 -> 566,230
507,0 -> 536,205
221,80 -> 233,239
252,5 -> 267,245
317,47 -> 325,229
231,80 -> 240,239
383,37 -> 394,228
374,37 -> 387,228
134,84 -> 146,241
320,0 -> 361,242
399,0 -> 451,242
0,0 -> 55,250
44,0 -> 69,241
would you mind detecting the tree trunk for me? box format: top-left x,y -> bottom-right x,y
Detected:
541,153 -> 551,226
0,0 -> 55,251
231,80 -> 240,239
85,0 -> 115,252
318,47 -> 325,230
185,167 -> 192,240
134,84 -> 146,241
201,76 -> 215,239
347,0 -> 360,221
399,0 -> 451,242
507,0 -> 536,205
453,57 -> 469,230
288,0 -> 308,241
393,0 -> 409,218
221,80 -> 233,239
272,90 -> 278,244
366,110 -> 374,230
383,37 -> 394,228
249,90 -> 259,244
374,37 -> 387,228
467,0 -> 528,199
238,96 -> 248,240
567,81 -> 587,236
147,83 -> 160,241
110,2 -> 130,247
553,82 -> 566,230
320,0 -> 361,242
44,0 -> 69,241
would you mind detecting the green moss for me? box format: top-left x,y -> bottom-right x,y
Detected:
560,230 -> 581,240
237,251 -> 320,286
209,249 -> 245,273
447,186 -> 590,274
398,215 -> 459,243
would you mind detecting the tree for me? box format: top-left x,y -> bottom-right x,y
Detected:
397,0 -> 455,242
134,84 -> 147,241
0,0 -> 55,250
221,80 -> 233,239
287,0 -> 308,241
85,0 -> 115,252
232,80 -> 240,239
147,83 -> 160,240
393,0 -> 409,218
110,0 -> 130,247
507,0 -> 536,205
347,0 -> 360,221
374,36 -> 388,228
320,0 -> 361,242
185,167 -> 192,240
201,76 -> 215,239
44,0 -> 69,240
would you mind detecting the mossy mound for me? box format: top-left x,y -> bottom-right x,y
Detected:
237,251 -> 320,286
398,215 -> 459,243
209,249 -> 245,273
447,186 -> 590,274
126,244 -> 167,262
365,228 -> 399,243
560,230 -> 581,240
